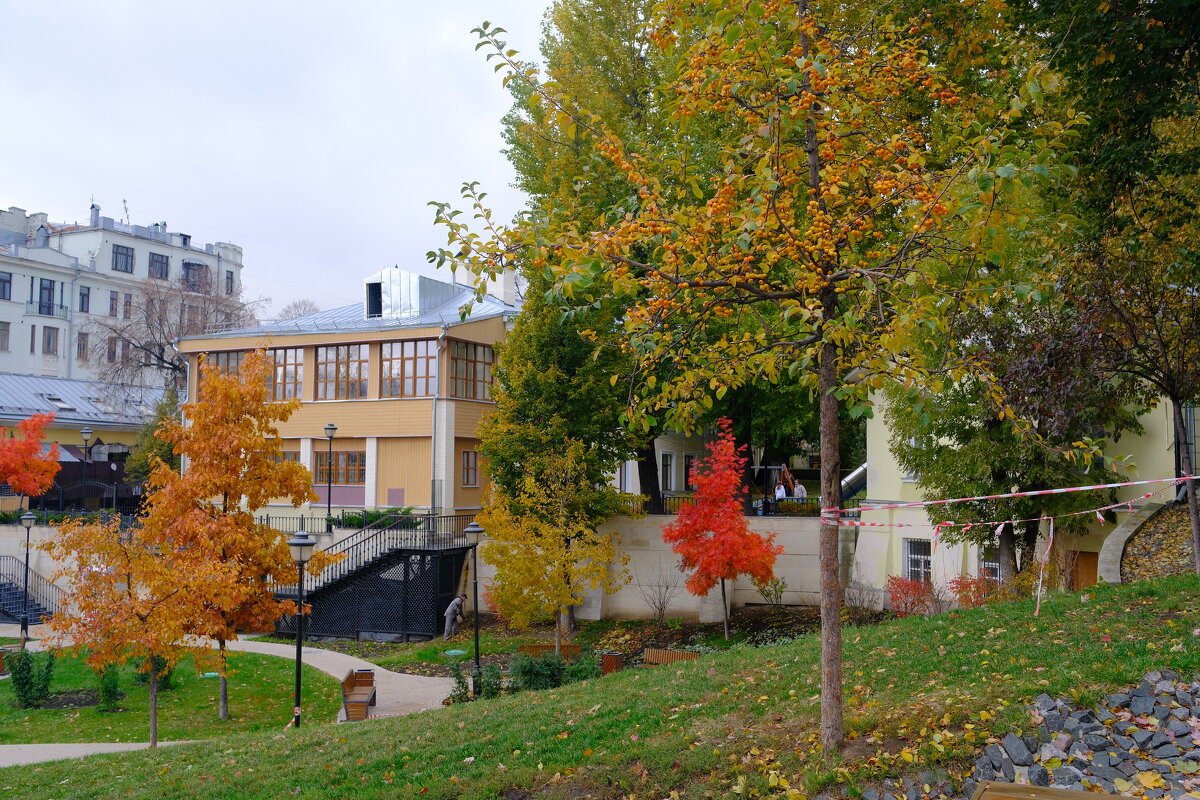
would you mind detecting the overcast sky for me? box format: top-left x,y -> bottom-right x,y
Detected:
0,1 -> 550,314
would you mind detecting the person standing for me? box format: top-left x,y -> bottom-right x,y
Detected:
444,593 -> 467,640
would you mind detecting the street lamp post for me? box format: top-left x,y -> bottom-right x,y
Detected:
288,532 -> 317,728
323,423 -> 337,533
80,427 -> 93,509
464,520 -> 484,696
19,511 -> 35,648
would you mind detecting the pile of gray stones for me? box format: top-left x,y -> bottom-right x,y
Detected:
857,670 -> 1200,800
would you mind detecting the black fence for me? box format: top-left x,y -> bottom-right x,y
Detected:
628,495 -> 860,517
0,555 -> 60,623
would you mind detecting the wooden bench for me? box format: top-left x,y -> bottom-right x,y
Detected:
517,643 -> 582,660
341,669 -> 376,722
640,648 -> 699,667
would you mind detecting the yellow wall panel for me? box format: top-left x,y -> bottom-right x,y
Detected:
377,437 -> 433,507
273,399 -> 434,440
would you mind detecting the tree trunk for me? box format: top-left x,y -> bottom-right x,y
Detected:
997,523 -> 1018,582
149,670 -> 159,748
720,578 -> 729,641
218,639 -> 229,722
817,303 -> 844,754
555,609 -> 563,656
1021,518 -> 1042,573
1172,400 -> 1200,575
564,604 -> 578,635
635,440 -> 663,514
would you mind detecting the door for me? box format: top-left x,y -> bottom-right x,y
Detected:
1072,551 -> 1099,590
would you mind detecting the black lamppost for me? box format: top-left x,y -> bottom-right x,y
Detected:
19,511 -> 35,648
323,423 -> 337,533
464,520 -> 484,695
80,427 -> 93,508
288,531 -> 317,728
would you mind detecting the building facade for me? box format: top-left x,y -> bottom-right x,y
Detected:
177,267 -> 515,516
0,204 -> 244,385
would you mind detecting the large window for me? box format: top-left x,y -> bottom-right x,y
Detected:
462,450 -> 479,487
315,451 -> 366,485
42,326 -> 58,355
109,290 -> 119,316
267,348 -> 303,400
683,454 -> 697,492
111,244 -> 134,273
182,262 -> 208,291
316,344 -> 368,399
449,341 -> 493,400
78,286 -> 90,313
0,271 -> 10,300
207,350 -> 244,373
661,452 -> 675,492
904,539 -> 933,584
225,269 -> 235,294
149,252 -> 169,279
77,332 -> 89,361
123,292 -> 133,320
382,340 -> 438,397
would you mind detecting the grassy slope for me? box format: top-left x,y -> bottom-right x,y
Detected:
0,652 -> 341,744
5,575 -> 1199,800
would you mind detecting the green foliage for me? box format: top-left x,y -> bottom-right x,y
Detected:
479,664 -> 504,699
133,655 -> 174,691
8,650 -> 54,709
96,664 -> 122,711
562,652 -> 600,683
335,507 -> 416,530
509,652 -> 565,691
447,661 -> 471,704
123,385 -> 180,485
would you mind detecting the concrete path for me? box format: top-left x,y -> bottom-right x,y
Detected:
0,623 -> 455,767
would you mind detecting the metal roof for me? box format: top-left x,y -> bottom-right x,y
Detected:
0,373 -> 163,430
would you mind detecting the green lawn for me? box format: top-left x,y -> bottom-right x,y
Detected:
4,575 -> 1200,799
0,650 -> 341,744
258,630 -> 545,673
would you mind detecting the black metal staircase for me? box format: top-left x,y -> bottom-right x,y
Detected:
275,514 -> 475,642
0,556 -> 60,625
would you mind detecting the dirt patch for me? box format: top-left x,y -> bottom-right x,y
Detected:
40,688 -> 101,710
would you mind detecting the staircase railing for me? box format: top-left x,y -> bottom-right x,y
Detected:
0,555 -> 61,622
275,513 -> 476,597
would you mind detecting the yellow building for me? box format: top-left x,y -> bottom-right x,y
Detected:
176,267 -> 516,516
855,394 -> 1190,592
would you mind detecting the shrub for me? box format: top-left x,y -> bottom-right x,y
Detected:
510,652 -> 564,691
133,655 -> 174,690
563,653 -> 600,684
752,575 -> 788,607
97,664 -> 122,711
948,574 -> 999,608
885,575 -> 936,618
479,664 -> 503,699
447,661 -> 471,703
10,650 -> 55,708
336,507 -> 417,530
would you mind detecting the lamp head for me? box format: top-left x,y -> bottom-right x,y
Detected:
20,511 -> 35,531
288,532 -> 318,565
80,427 -> 92,446
323,423 -> 337,440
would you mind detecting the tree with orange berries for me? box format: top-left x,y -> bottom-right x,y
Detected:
0,412 -> 60,503
431,2 -> 1076,752
663,418 -> 782,641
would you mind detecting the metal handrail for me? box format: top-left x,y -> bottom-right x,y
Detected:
275,513 -> 475,596
0,555 -> 60,620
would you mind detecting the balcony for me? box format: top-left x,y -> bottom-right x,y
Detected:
25,300 -> 69,319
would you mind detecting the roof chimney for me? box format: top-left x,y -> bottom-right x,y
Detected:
89,203 -> 100,227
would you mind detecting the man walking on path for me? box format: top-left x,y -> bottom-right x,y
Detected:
444,593 -> 467,640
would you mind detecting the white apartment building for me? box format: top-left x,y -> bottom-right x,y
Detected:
0,203 -> 243,385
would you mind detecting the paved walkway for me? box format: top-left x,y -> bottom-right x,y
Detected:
0,623 -> 455,767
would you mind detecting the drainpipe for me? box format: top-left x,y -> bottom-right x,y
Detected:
430,322 -> 449,514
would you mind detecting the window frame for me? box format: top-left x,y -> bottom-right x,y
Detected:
109,290 -> 119,316
449,340 -> 494,400
266,347 -> 303,401
225,269 -> 234,294
683,454 -> 697,492
0,271 -> 10,301
149,252 -> 169,280
77,332 -> 89,361
660,451 -> 676,493
315,450 -> 367,485
182,261 -> 208,291
461,450 -> 479,487
42,326 -> 58,356
111,244 -> 134,273
904,538 -> 933,584
315,344 -> 368,400
381,339 -> 438,397
0,321 -> 8,351
78,286 -> 90,313
123,292 -> 133,320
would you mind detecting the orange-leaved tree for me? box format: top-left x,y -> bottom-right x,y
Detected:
45,515 -> 230,747
146,349 -> 332,721
662,418 -> 782,641
0,412 -> 61,502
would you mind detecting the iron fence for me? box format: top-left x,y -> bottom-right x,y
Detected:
0,555 -> 60,622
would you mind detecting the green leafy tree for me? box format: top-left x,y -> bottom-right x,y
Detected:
124,385 -> 180,486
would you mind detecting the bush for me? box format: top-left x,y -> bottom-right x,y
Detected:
885,575 -> 937,618
563,653 -> 600,684
97,664 -> 122,711
479,664 -> 503,699
447,661 -> 471,703
510,652 -> 564,691
752,576 -> 787,607
336,507 -> 417,530
948,574 -> 999,608
10,650 -> 55,708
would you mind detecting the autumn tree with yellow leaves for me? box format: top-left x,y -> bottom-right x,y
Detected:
432,1 -> 1076,752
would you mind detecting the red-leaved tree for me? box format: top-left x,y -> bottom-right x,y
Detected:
662,418 -> 783,640
0,413 -> 60,502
